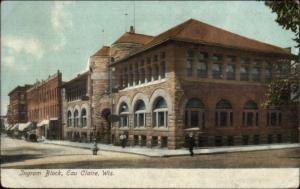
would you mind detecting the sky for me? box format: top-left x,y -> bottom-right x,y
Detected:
1,1 -> 297,115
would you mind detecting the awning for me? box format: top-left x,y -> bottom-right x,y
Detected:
49,117 -> 58,121
18,122 -> 33,131
37,120 -> 49,127
5,124 -> 14,131
9,124 -> 19,131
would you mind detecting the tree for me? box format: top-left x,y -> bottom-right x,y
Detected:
263,0 -> 299,107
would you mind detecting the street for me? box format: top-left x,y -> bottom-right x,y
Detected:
1,135 -> 299,169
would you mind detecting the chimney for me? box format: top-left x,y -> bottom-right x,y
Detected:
129,26 -> 135,33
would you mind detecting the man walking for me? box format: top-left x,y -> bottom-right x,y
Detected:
188,133 -> 195,156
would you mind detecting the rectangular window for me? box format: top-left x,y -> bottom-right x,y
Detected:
226,64 -> 236,80
277,134 -> 282,143
212,63 -> 222,79
240,64 -> 249,81
158,112 -> 165,127
227,136 -> 234,146
161,61 -> 166,79
247,112 -> 253,126
268,134 -> 273,144
270,112 -> 277,126
242,135 -> 249,145
138,114 -> 144,127
197,62 -> 208,78
252,66 -> 261,81
186,59 -> 193,77
190,111 -> 199,127
220,112 -> 227,127
215,136 -> 223,146
254,135 -> 260,144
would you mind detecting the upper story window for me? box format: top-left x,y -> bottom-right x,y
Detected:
226,64 -> 236,80
153,55 -> 158,62
197,52 -> 208,78
186,49 -> 194,77
240,59 -> 250,81
119,102 -> 129,128
252,61 -> 261,81
186,59 -> 193,77
134,100 -> 146,128
215,99 -> 233,127
185,98 -> 205,128
212,54 -> 222,62
243,101 -> 259,127
81,108 -> 87,127
265,63 -> 273,82
160,61 -> 166,79
267,106 -> 281,126
212,63 -> 222,79
152,97 -> 168,128
153,64 -> 159,80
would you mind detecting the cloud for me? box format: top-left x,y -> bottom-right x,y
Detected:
51,1 -> 73,51
2,36 -> 44,59
1,36 -> 44,70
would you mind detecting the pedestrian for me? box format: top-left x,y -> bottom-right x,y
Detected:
188,133 -> 195,157
120,133 -> 127,148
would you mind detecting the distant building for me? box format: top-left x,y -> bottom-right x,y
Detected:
61,71 -> 92,142
108,19 -> 298,149
27,71 -> 63,139
7,85 -> 32,125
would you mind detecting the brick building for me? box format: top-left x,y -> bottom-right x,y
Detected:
7,85 -> 32,124
62,71 -> 92,142
27,71 -> 63,139
89,27 -> 153,143
109,19 -> 298,149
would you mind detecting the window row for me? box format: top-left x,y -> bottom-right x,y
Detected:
186,50 -> 274,82
28,105 -> 58,120
184,98 -> 281,128
67,108 -> 87,127
118,97 -> 168,128
66,87 -> 87,102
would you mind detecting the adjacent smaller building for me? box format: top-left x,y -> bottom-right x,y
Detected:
62,71 -> 92,142
27,71 -> 63,139
7,85 -> 32,125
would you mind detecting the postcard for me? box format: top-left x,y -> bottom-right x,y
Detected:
1,1 -> 299,188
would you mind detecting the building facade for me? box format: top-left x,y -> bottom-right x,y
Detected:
89,27 -> 154,143
7,85 -> 32,125
62,71 -> 92,142
27,71 -> 63,139
109,19 -> 298,149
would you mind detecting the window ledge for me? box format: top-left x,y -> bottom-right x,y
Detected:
153,127 -> 168,131
120,78 -> 167,91
133,127 -> 147,130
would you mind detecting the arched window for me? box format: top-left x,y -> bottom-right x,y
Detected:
152,97 -> 168,128
81,108 -> 87,127
185,98 -> 205,128
67,111 -> 72,127
134,100 -> 146,128
215,99 -> 233,127
243,101 -> 259,127
74,109 -> 79,127
119,102 -> 129,127
267,106 -> 281,126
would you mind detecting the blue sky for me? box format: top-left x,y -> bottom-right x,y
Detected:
1,1 -> 297,115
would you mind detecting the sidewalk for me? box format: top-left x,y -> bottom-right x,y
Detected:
44,140 -> 300,157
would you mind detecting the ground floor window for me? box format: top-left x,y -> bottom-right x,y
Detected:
268,134 -> 273,144
141,135 -> 147,146
227,136 -> 234,146
267,110 -> 282,126
215,136 -> 223,146
161,136 -> 168,148
151,136 -> 158,147
134,135 -> 139,145
242,135 -> 249,145
277,134 -> 282,143
215,111 -> 233,127
253,134 -> 260,144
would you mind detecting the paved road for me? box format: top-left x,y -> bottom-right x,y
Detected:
1,135 -> 299,168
